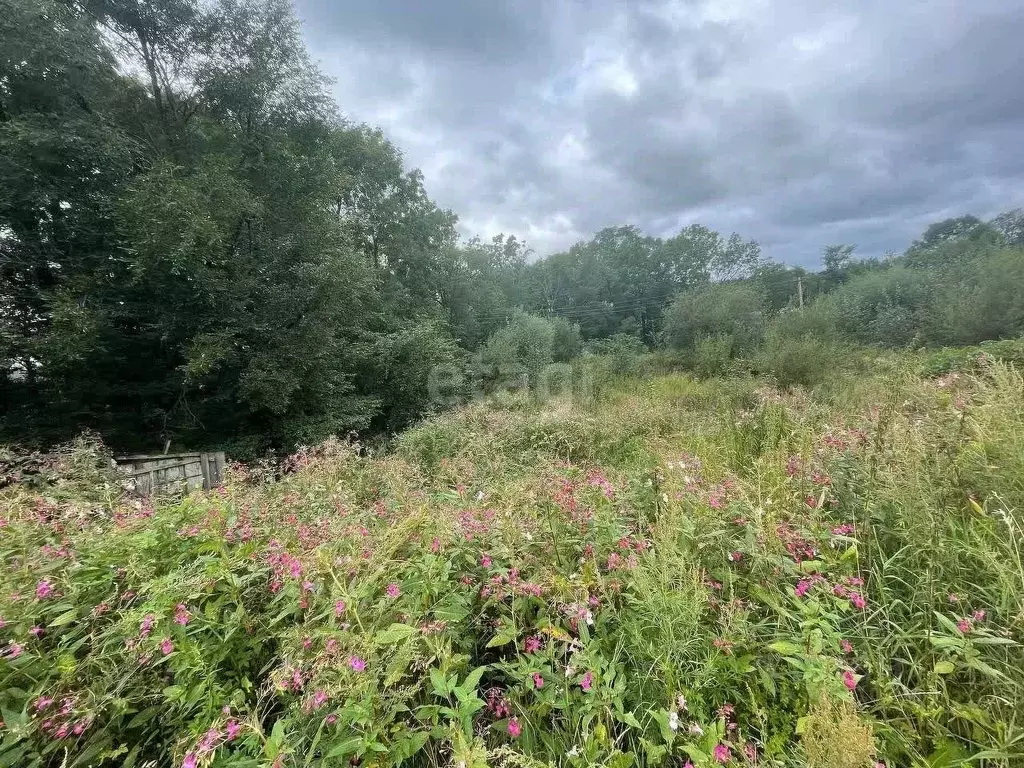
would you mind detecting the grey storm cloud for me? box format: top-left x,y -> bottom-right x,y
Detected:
294,0 -> 1024,266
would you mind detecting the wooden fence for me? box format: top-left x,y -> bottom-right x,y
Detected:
115,452 -> 225,496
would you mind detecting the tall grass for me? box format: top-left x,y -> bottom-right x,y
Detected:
1,358 -> 1021,767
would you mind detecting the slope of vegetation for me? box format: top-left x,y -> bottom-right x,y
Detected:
3,357 -> 1023,767
5,0 -> 1024,460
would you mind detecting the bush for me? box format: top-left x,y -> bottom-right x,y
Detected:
549,317 -> 584,363
475,311 -> 557,389
918,337 -> 1024,376
754,330 -> 844,388
662,282 -> 767,353
692,334 -> 737,378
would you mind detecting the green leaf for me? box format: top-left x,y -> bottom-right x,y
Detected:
429,668 -> 450,697
485,626 -> 517,648
373,623 -> 418,645
325,737 -> 362,758
461,665 -> 487,692
48,608 -> 79,627
933,660 -> 956,675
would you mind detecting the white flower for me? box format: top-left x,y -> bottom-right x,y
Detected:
524,531 -> 533,541
475,490 -> 485,501
661,493 -> 669,503
689,722 -> 704,735
668,711 -> 679,731
567,746 -> 580,758
585,610 -> 594,626
677,694 -> 687,711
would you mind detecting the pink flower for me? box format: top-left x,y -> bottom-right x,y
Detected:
334,600 -> 346,617
5,642 -> 23,659
481,554 -> 492,567
140,614 -> 155,638
508,717 -> 521,738
957,618 -> 972,633
350,656 -> 366,672
532,672 -> 544,689
226,719 -> 241,740
173,604 -> 191,625
161,638 -> 174,655
841,639 -> 854,654
684,763 -> 695,768
849,592 -> 866,610
843,670 -> 857,690
312,690 -> 328,709
727,551 -> 742,562
430,536 -> 441,553
29,625 -> 44,637
385,583 -> 400,599
325,714 -> 338,725
523,635 -> 542,653
972,609 -> 986,622
302,580 -> 315,593
580,671 -> 593,691
35,697 -> 53,711
182,753 -> 198,768
795,579 -> 812,598
713,743 -> 730,763
35,580 -> 54,600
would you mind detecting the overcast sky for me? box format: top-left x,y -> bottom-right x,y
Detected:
294,0 -> 1024,266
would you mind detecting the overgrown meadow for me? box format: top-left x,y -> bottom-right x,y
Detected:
2,359 -> 1023,768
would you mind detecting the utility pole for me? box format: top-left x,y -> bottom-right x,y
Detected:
797,276 -> 804,308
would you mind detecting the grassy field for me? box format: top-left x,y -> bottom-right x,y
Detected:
2,358 -> 1023,767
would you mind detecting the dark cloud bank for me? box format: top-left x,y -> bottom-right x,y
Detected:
295,0 -> 1024,266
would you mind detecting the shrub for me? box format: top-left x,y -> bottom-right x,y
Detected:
692,334 -> 737,378
662,282 -> 767,353
754,331 -> 845,388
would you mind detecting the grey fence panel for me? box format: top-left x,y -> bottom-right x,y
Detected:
116,452 -> 226,496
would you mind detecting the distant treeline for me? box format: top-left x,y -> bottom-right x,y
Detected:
3,0 -> 1023,456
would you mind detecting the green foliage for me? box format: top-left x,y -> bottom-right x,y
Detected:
4,358 -> 1024,766
662,282 -> 767,354
753,330 -> 846,389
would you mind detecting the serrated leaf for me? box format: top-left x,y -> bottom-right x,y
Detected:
485,626 -> 517,648
461,665 -> 487,692
373,623 -> 417,645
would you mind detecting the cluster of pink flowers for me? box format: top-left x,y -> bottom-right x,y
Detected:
266,539 -> 304,593
523,635 -> 543,653
586,471 -> 615,500
456,508 -> 496,540
486,688 -> 512,718
843,669 -> 858,690
174,603 -> 191,626
957,610 -> 986,633
35,579 -> 55,600
36,695 -> 91,741
480,568 -> 544,601
580,671 -> 594,691
831,523 -> 855,536
349,656 -> 366,672
776,522 -> 818,563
